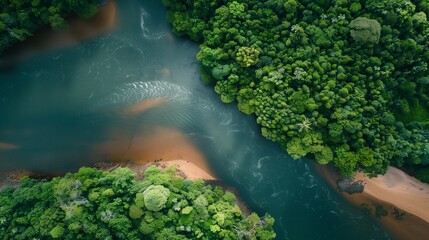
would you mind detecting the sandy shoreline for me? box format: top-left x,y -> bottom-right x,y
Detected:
317,165 -> 429,239
0,159 -> 215,191
95,159 -> 215,180
161,160 -> 215,180
90,125 -> 215,176
86,96 -> 218,180
354,167 -> 429,223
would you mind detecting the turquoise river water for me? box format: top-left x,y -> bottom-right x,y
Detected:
0,1 -> 392,239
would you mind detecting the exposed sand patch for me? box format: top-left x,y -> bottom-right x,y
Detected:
91,96 -> 215,179
354,167 -> 429,223
161,160 -> 215,180
91,126 -> 216,179
317,165 -> 429,240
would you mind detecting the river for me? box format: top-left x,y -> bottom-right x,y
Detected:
0,1 -> 392,239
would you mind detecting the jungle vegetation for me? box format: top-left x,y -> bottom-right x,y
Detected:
163,0 -> 429,181
0,0 -> 100,54
0,166 -> 276,239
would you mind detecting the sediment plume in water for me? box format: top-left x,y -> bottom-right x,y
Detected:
0,142 -> 19,151
91,126 -> 214,177
91,96 -> 214,176
122,98 -> 168,115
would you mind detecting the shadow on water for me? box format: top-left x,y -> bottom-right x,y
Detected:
0,0 -> 117,68
0,0 -> 395,239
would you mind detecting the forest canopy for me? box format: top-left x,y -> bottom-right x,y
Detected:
163,0 -> 429,180
0,0 -> 100,54
0,166 -> 276,239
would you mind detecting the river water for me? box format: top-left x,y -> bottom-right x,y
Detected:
0,1 -> 391,239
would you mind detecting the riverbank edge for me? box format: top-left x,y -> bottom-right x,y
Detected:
0,159 -> 251,216
316,164 -> 429,240
0,0 -> 117,65
96,160 -> 250,215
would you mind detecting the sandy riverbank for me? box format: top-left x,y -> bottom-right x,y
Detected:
318,165 -> 429,240
90,95 -> 217,177
90,125 -> 215,177
354,167 -> 429,223
96,159 -> 215,181
0,159 -> 215,194
161,160 -> 215,180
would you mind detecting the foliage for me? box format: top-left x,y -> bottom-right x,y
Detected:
0,0 -> 100,54
349,17 -> 381,45
212,64 -> 231,80
236,46 -> 260,67
0,166 -> 275,239
143,185 -> 170,211
416,168 -> 429,183
163,0 -> 429,180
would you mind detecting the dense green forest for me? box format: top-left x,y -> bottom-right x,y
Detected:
0,0 -> 100,54
0,166 -> 275,239
163,0 -> 429,181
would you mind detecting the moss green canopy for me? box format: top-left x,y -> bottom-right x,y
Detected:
236,46 -> 260,67
349,17 -> 381,45
0,166 -> 276,239
143,185 -> 170,211
212,64 -> 231,80
164,0 -> 429,180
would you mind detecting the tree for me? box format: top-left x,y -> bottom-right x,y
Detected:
236,46 -> 260,67
212,64 -> 231,80
349,17 -> 381,45
50,225 -> 65,239
143,185 -> 171,211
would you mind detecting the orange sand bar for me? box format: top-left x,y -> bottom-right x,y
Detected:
317,165 -> 429,240
354,167 -> 429,223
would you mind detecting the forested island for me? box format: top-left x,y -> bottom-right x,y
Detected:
163,0 -> 429,181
